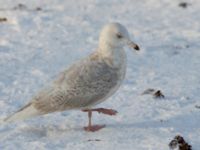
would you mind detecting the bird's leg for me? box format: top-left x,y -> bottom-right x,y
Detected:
91,108 -> 118,116
83,109 -> 105,132
88,110 -> 92,128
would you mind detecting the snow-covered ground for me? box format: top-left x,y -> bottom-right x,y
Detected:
0,0 -> 200,149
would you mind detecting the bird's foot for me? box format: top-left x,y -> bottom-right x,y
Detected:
92,108 -> 118,116
84,124 -> 106,132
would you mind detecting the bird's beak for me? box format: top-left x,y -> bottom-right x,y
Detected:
127,40 -> 140,51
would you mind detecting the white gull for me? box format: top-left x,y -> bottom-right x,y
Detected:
3,22 -> 140,132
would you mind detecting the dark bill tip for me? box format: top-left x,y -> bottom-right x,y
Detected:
134,45 -> 140,51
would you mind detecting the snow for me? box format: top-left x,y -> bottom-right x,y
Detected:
0,0 -> 200,149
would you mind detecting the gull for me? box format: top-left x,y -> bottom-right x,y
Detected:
3,23 -> 140,132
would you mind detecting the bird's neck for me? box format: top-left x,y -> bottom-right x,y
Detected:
97,44 -> 126,67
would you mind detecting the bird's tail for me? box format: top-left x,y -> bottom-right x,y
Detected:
2,103 -> 41,124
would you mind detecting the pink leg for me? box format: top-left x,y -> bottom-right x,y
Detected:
91,108 -> 118,115
83,110 -> 105,132
82,108 -> 118,132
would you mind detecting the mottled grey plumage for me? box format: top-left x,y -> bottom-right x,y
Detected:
3,22 -> 139,123
32,51 -> 126,114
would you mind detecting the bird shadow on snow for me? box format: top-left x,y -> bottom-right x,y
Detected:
0,110 -> 199,142
0,122 -> 83,142
18,125 -> 83,139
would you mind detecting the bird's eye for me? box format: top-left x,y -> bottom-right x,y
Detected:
116,33 -> 123,39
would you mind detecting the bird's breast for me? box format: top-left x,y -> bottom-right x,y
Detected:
111,48 -> 127,81
89,49 -> 127,105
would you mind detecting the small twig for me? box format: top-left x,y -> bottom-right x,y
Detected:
142,88 -> 165,99
87,139 -> 101,142
195,105 -> 200,109
0,3 -> 42,12
179,2 -> 191,8
0,17 -> 7,22
141,88 -> 155,95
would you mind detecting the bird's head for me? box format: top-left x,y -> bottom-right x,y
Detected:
99,22 -> 140,51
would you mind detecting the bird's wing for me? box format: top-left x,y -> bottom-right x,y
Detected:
32,53 -> 120,113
